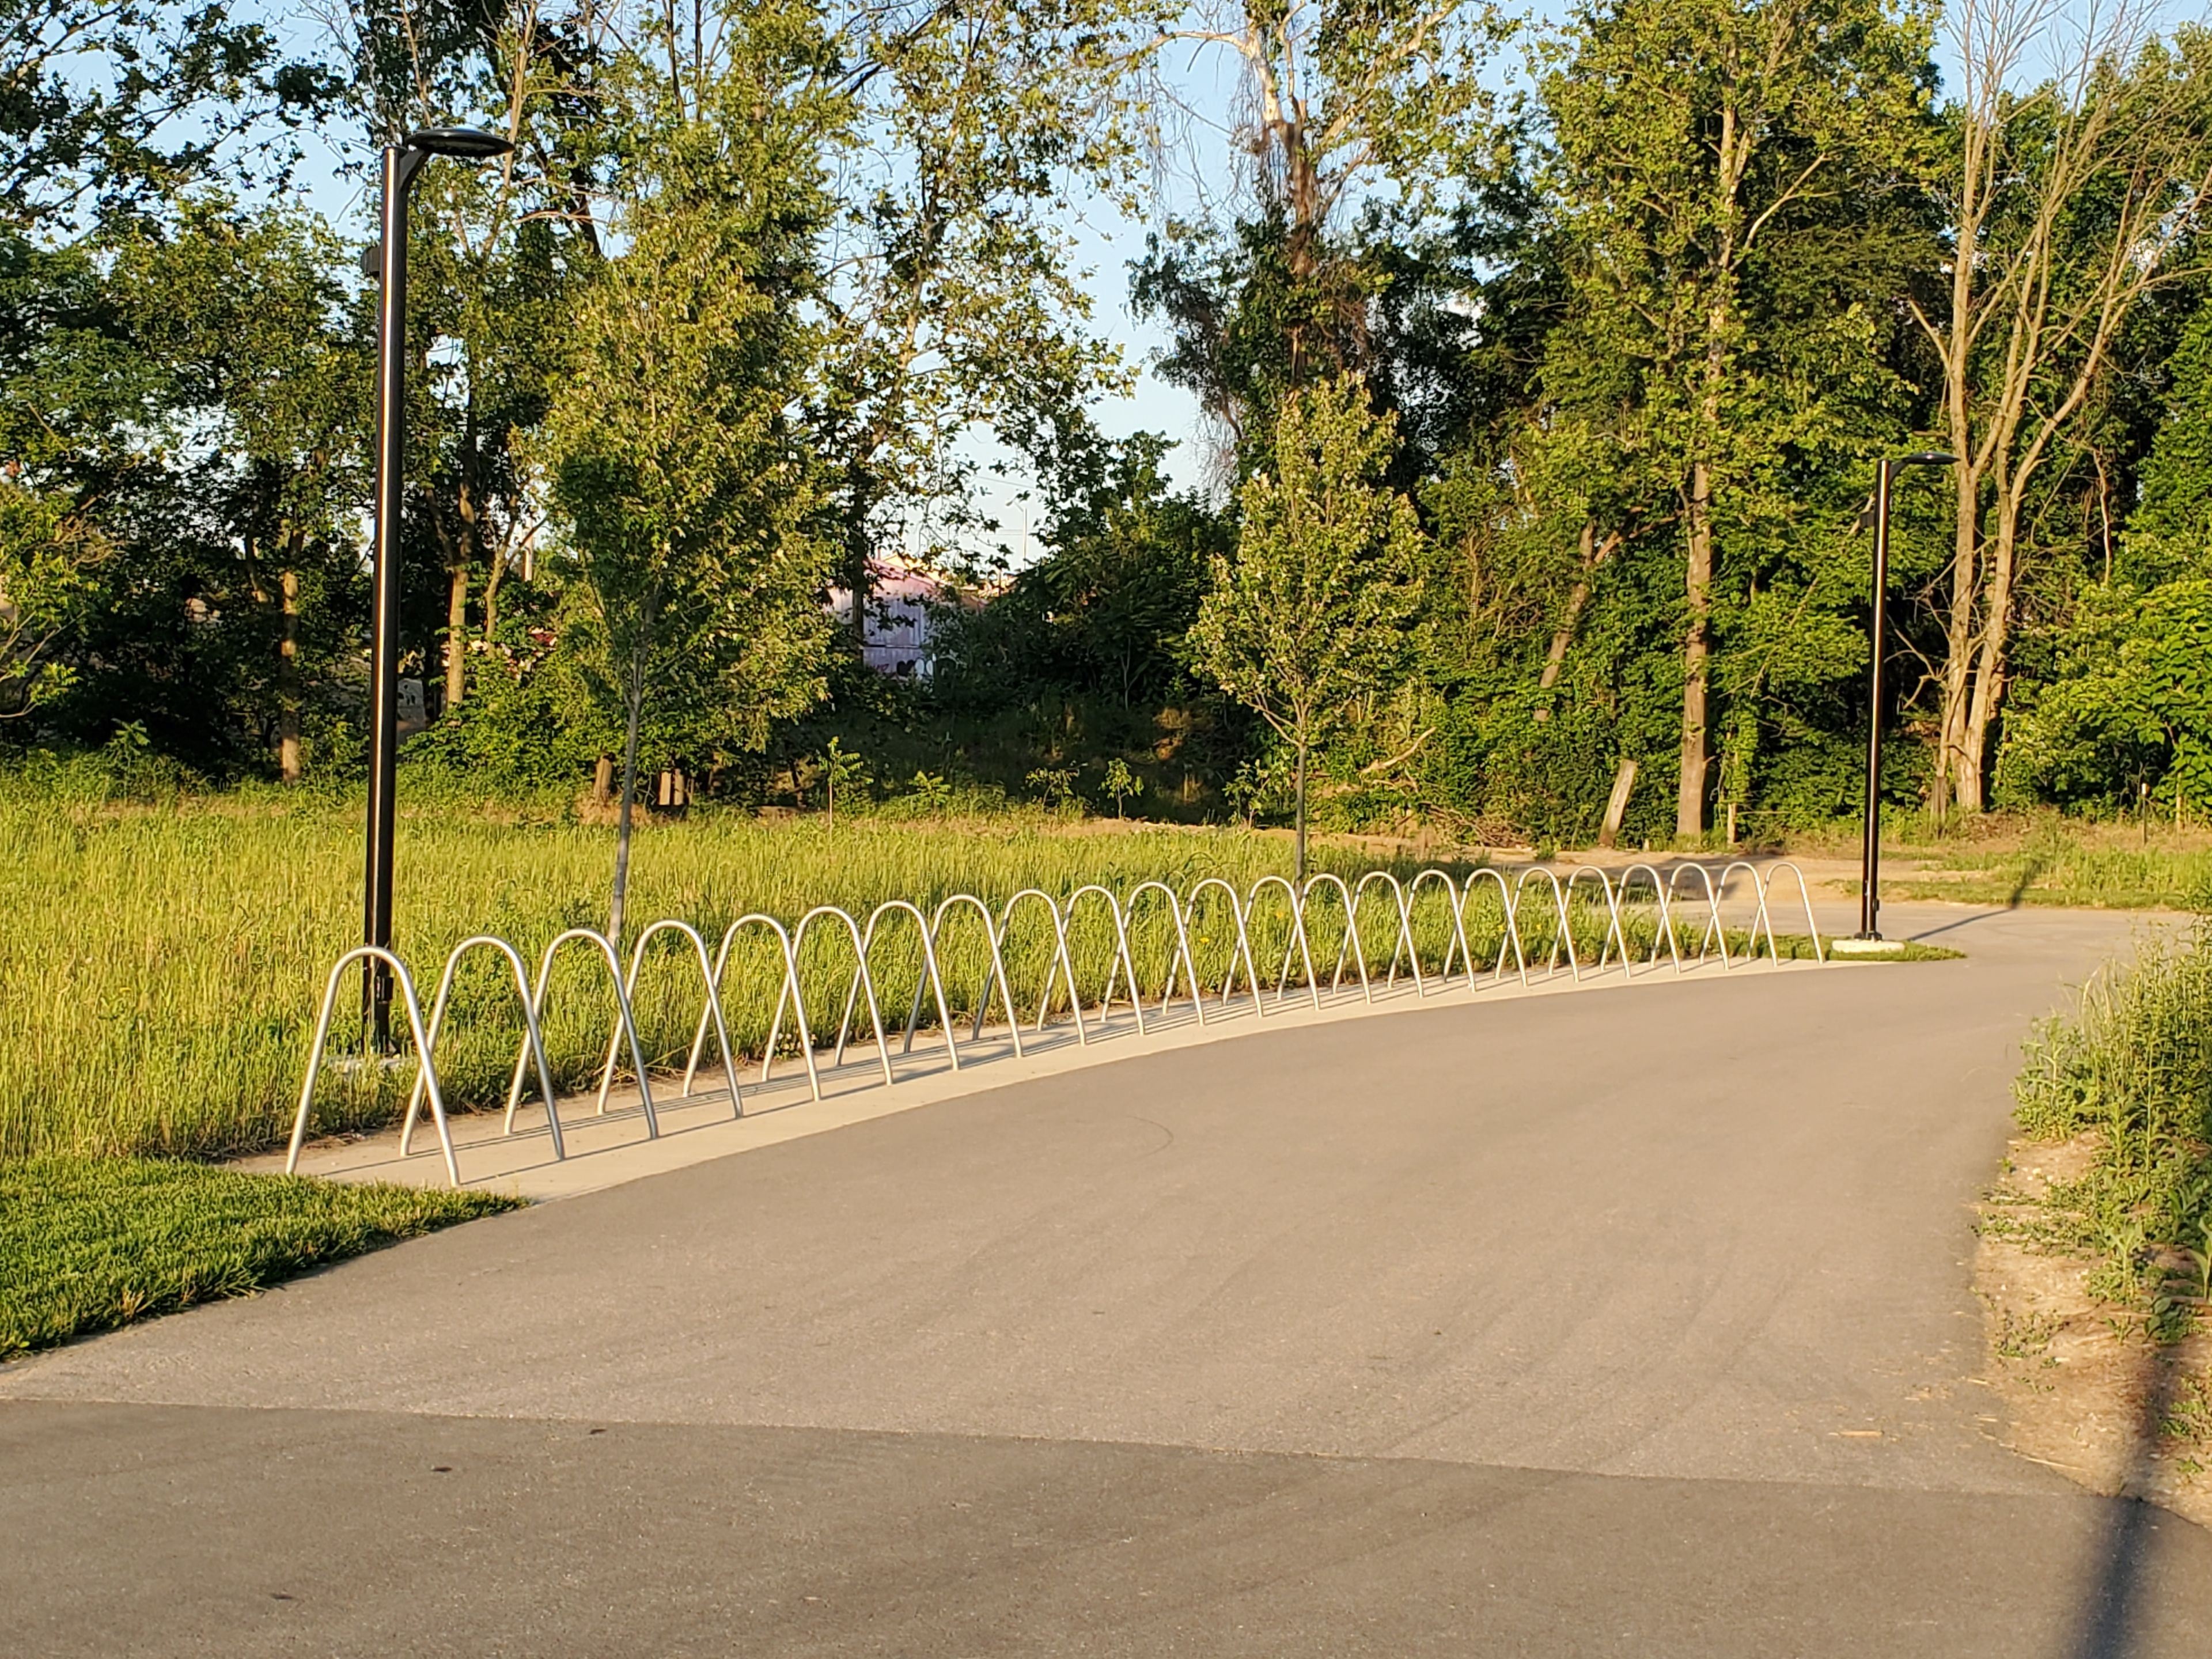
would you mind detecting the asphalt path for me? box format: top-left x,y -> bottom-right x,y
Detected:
6,902 -> 2209,1656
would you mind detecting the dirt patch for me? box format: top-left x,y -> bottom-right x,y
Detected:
1977,1131 -> 2212,1527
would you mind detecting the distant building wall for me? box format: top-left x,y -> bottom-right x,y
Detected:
826,559 -> 955,679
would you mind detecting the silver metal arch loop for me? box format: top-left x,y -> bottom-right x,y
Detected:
997,888 -> 1090,1045
718,912 -> 823,1101
1406,868 -> 1473,994
1513,866 -> 1578,981
614,919 -> 744,1119
857,899 -> 961,1067
931,892 -> 1025,1056
400,933 -> 560,1162
1066,884 -> 1147,1035
289,945 -> 458,1186
1563,867 -> 1630,978
1714,861 -> 1777,961
1246,874 -> 1320,1010
1456,867 -> 1526,989
1666,862 -> 1728,968
525,927 -> 659,1138
787,905 -> 895,1085
1124,879 -> 1206,1025
1185,876 -> 1265,1018
1299,872 -> 1368,1001
1762,861 -> 1826,963
1613,863 -> 1681,976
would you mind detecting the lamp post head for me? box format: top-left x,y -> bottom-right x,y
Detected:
402,127 -> 514,161
1900,452 -> 1958,468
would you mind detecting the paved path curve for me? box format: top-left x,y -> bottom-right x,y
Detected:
5,903 -> 2209,1656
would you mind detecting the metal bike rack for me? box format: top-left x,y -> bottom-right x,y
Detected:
1127,879 -> 1207,1025
606,919 -> 744,1116
529,928 -> 659,1137
1563,866 -> 1632,977
1458,868 -> 1529,988
690,913 -> 819,1103
1248,874 -> 1321,1011
1612,864 -> 1682,977
1406,869 -> 1474,995
1069,883 -> 1151,1034
933,892 -> 1026,1055
856,899 -> 963,1066
294,858 -> 1831,1187
289,946 -> 456,1184
996,888 -> 1092,1044
786,906 -> 896,1085
400,934 -> 561,1160
1513,867 -> 1580,981
1185,876 -> 1266,1020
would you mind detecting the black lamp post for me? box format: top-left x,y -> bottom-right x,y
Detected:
362,126 -> 512,1044
1855,452 -> 1956,942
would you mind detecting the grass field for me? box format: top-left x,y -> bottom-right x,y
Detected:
1888,841 -> 2212,910
7,794 -> 1633,1162
1790,812 -> 2212,910
0,1155 -> 515,1358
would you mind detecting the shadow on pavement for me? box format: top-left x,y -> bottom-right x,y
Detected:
2067,1339 -> 2188,1658
1907,910 -> 2006,943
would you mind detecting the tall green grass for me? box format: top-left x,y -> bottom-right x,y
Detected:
2012,927 -> 2212,1315
6,797 -> 1618,1161
1900,832 -> 2212,910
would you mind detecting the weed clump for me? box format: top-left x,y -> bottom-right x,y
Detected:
2012,929 -> 2212,1315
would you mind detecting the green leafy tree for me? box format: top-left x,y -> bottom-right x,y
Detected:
1997,580 -> 2212,813
1190,374 -> 1423,877
1102,756 -> 1142,817
328,0 -> 609,717
820,736 -> 868,830
1128,0 -> 1508,462
815,0 -> 1139,630
1539,0 -> 1934,837
541,0 -> 839,941
1918,3 -> 2212,813
0,203 -> 370,762
2,0 -> 334,236
930,433 -> 1225,714
906,768 -> 953,813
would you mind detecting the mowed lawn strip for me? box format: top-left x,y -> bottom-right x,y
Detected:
0,1156 -> 517,1359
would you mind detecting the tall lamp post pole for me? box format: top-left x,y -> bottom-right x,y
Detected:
363,126 -> 512,1044
1855,451 -> 1956,943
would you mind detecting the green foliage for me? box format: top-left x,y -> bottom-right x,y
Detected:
0,793 -> 1499,1162
540,0 -> 842,929
903,770 -> 955,813
9,0 -> 2212,852
2122,299 -> 2212,589
1,203 -> 370,764
1190,376 -> 1424,871
1102,756 -> 1143,817
1,0 -> 336,236
1998,580 -> 2212,813
2013,927 -> 2212,1310
0,1156 -> 515,1358
820,736 -> 870,826
1024,765 -> 1078,810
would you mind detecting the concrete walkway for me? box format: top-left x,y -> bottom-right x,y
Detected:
5,901 -> 2209,1655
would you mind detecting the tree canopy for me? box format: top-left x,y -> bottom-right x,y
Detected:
11,0 -> 2212,846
